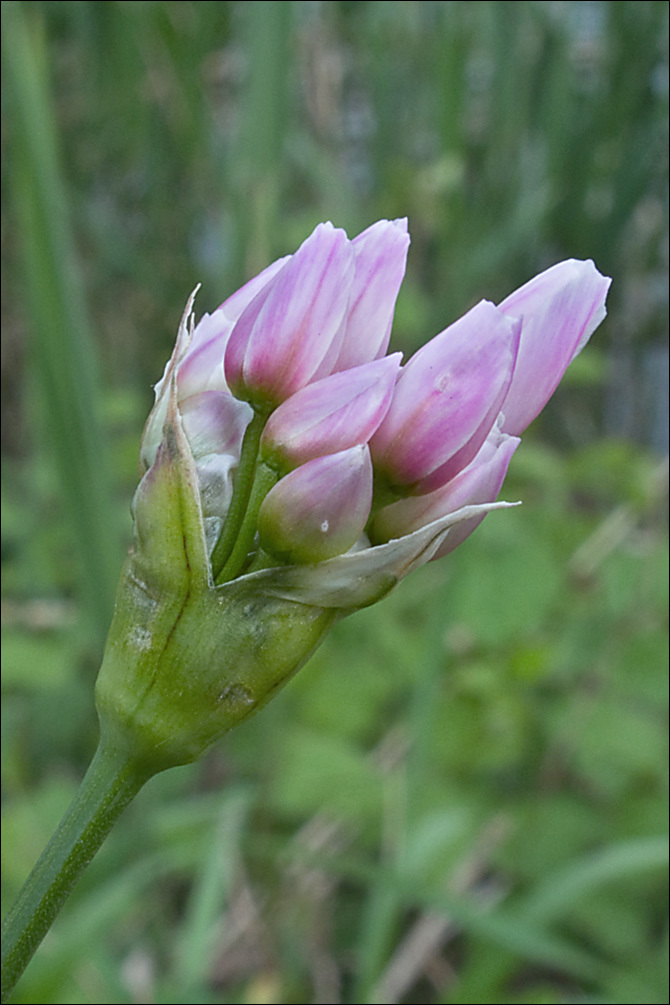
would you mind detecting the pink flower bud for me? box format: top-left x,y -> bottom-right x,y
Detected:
260,354 -> 402,473
139,229 -> 610,603
370,426 -> 520,556
258,446 -> 373,564
498,259 -> 612,435
332,218 -> 410,371
224,223 -> 355,409
370,300 -> 521,491
176,256 -> 289,400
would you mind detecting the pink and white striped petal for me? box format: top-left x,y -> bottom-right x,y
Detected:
224,223 -> 355,409
498,259 -> 611,435
371,427 -> 520,557
261,354 -> 402,473
371,300 -> 520,488
332,218 -> 410,371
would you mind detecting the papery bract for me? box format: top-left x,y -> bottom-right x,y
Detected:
178,390 -> 252,550
140,293 -> 254,476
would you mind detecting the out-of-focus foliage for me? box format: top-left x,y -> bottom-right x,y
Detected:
1,2 -> 667,1003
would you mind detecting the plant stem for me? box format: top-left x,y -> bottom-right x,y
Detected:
0,735 -> 150,1002
216,461 -> 279,584
210,409 -> 267,580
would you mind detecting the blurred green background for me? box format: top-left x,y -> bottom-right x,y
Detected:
1,2 -> 668,1003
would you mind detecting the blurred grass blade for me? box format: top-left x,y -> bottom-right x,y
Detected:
172,787 -> 250,996
3,2 -> 120,640
231,0 -> 292,279
271,837 -> 604,985
518,835 -> 669,924
354,585 -> 453,1002
355,884 -> 401,1004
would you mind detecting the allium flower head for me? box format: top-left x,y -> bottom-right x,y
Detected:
96,220 -> 610,772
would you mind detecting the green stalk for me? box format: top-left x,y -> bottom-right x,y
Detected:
216,462 -> 279,584
210,410 -> 267,580
0,734 -> 151,1002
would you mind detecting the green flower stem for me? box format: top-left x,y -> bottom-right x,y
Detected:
0,733 -> 151,1002
210,409 -> 268,580
216,461 -> 279,584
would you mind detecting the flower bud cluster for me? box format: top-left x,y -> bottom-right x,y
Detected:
138,219 -> 610,588
96,219 -> 610,771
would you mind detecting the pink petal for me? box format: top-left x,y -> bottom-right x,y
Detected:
225,223 -> 355,408
261,354 -> 402,472
178,391 -> 252,460
371,300 -> 519,487
176,309 -> 235,398
332,218 -> 410,371
498,259 -> 611,435
371,427 -> 520,556
177,259 -> 290,400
